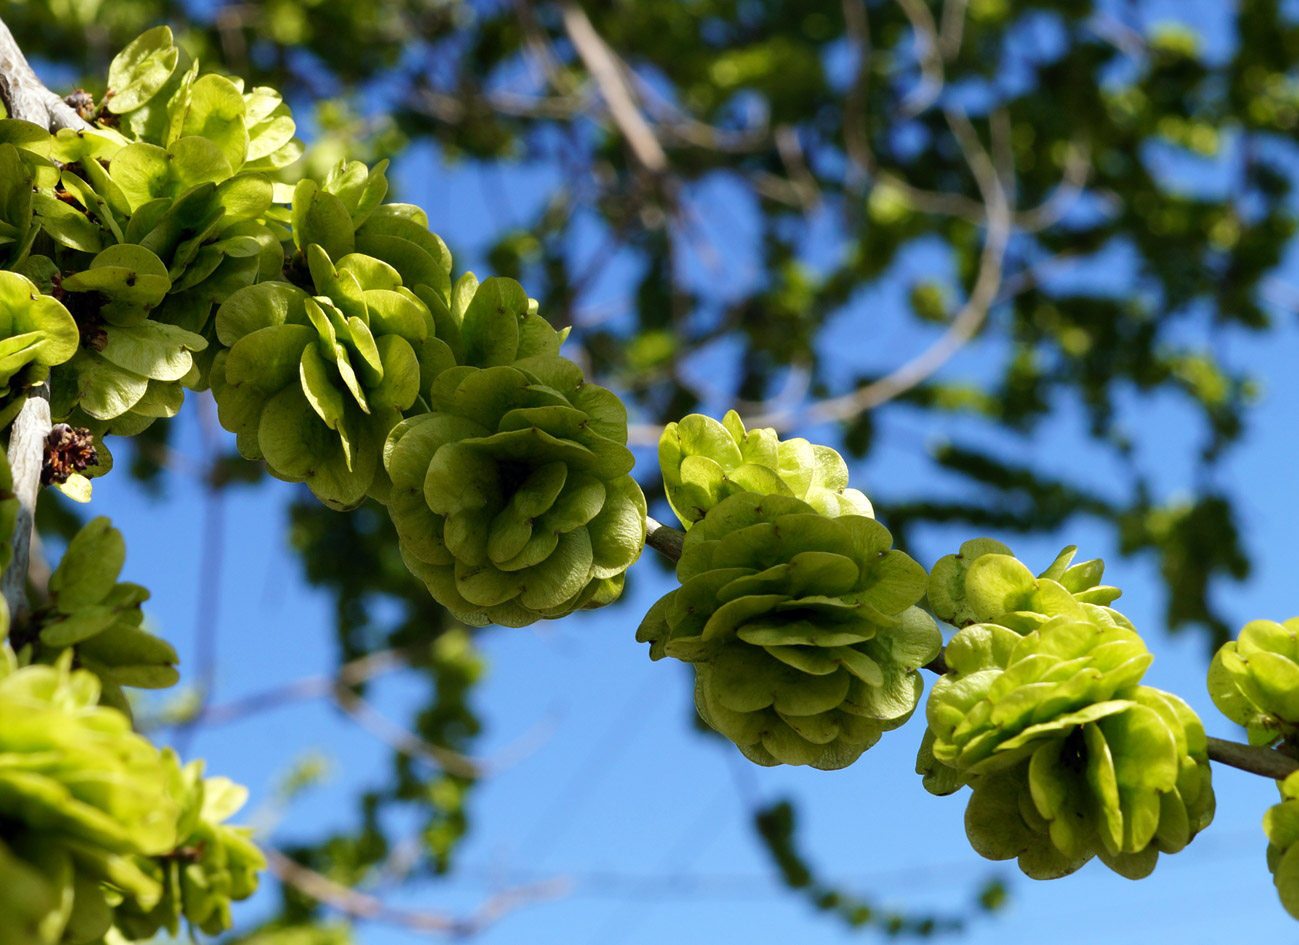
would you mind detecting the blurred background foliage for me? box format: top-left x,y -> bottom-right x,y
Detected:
10,0 -> 1299,938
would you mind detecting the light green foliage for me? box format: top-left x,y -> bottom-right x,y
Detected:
919,544 -> 1214,879
1265,770 -> 1299,919
0,650 -> 261,943
0,650 -> 179,944
659,410 -> 872,529
29,517 -> 176,713
113,762 -> 265,938
1208,618 -> 1299,746
386,360 -> 646,627
638,491 -> 939,769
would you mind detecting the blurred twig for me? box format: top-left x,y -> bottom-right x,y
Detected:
558,0 -> 667,172
264,847 -> 570,935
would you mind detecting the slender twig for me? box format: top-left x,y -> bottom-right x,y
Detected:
938,0 -> 969,61
558,1 -> 667,172
333,686 -> 485,779
645,516 -> 685,563
1205,736 -> 1299,781
744,109 -> 1013,432
170,647 -> 556,780
263,847 -> 570,935
174,395 -> 226,756
774,125 -> 820,212
175,648 -> 415,727
896,0 -> 946,116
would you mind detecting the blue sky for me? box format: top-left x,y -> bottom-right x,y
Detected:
70,1 -> 1299,942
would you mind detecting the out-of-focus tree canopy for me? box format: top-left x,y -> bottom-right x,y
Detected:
11,0 -> 1298,937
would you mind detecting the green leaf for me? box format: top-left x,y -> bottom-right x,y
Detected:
49,518 -> 125,612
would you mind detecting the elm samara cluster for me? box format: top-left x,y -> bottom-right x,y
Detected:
918,541 -> 1214,880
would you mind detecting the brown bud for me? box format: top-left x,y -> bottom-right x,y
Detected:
43,424 -> 99,486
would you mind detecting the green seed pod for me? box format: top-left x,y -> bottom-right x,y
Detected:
1265,770 -> 1299,918
49,246 -> 208,433
921,612 -> 1213,879
658,410 -> 873,529
386,358 -> 646,627
927,539 -> 1123,632
0,650 -> 182,943
637,492 -> 939,769
0,270 -> 78,409
1208,617 -> 1299,746
105,27 -> 303,173
211,245 -> 443,509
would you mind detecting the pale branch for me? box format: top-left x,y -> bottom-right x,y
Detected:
747,109 -> 1013,432
174,648 -> 415,728
0,16 -> 90,131
333,686 -> 484,779
263,847 -> 570,936
774,125 -> 821,213
172,647 -> 521,780
896,0 -> 946,117
0,18 -> 90,623
937,0 -> 969,61
558,0 -> 668,173
1,384 -> 47,622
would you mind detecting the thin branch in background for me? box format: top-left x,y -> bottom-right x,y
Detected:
774,124 -> 821,213
841,0 -> 873,198
938,0 -> 969,61
264,847 -> 570,936
173,648 -> 413,728
332,687 -> 486,779
173,394 -> 227,756
172,646 -> 553,780
745,109 -> 1014,432
896,0 -> 946,116
558,0 -> 667,173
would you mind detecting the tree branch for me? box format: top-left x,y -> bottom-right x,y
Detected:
263,847 -> 570,935
1,384 -> 48,623
645,516 -> 685,564
558,1 -> 667,173
1205,736 -> 1299,781
0,18 -> 89,624
0,17 -> 89,130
